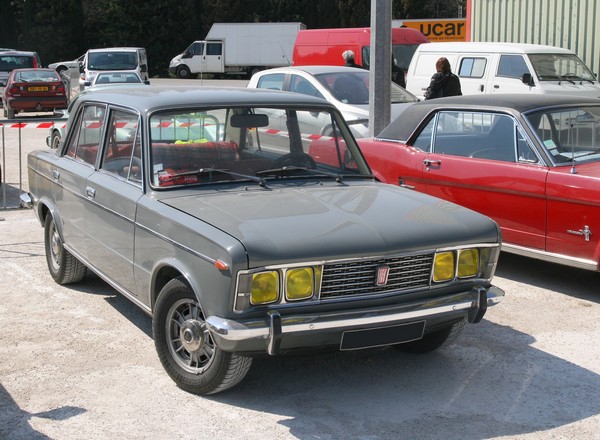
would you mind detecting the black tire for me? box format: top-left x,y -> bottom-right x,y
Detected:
153,277 -> 252,395
44,214 -> 87,284
394,318 -> 466,354
247,67 -> 261,78
7,107 -> 15,119
177,65 -> 191,79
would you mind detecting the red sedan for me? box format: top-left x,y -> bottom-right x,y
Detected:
2,68 -> 68,119
356,94 -> 600,272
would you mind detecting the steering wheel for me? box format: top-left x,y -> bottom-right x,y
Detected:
103,156 -> 142,178
272,153 -> 316,169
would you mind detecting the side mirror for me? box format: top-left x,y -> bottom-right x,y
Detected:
79,64 -> 84,73
182,51 -> 192,59
140,64 -> 147,73
84,81 -> 91,87
522,73 -> 534,86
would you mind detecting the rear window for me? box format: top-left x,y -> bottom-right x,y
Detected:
0,55 -> 36,72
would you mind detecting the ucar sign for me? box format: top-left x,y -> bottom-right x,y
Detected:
393,19 -> 466,42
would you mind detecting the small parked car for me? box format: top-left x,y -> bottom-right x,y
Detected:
2,68 -> 68,119
85,70 -> 148,87
357,94 -> 600,271
26,86 -> 504,394
0,50 -> 42,103
48,54 -> 85,75
247,65 -> 418,138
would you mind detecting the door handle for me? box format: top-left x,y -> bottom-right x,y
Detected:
52,170 -> 60,180
399,178 -> 415,190
86,186 -> 96,198
423,159 -> 441,169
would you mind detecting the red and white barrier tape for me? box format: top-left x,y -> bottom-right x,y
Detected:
0,121 -> 67,129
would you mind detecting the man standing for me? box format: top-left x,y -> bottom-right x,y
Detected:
424,57 -> 462,99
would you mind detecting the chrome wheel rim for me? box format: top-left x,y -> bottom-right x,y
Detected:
48,220 -> 62,271
166,298 -> 215,374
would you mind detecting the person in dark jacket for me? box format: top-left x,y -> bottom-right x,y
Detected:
424,57 -> 462,99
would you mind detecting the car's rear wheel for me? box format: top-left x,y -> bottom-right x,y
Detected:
44,214 -> 87,284
153,277 -> 252,395
7,107 -> 15,119
394,318 -> 466,354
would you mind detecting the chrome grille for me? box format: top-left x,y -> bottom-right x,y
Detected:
320,253 -> 433,299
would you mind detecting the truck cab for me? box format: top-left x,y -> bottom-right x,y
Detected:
169,40 -> 224,78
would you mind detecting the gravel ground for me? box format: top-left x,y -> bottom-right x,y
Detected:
1,83 -> 600,439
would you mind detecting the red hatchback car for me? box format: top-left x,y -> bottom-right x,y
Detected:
2,68 -> 68,119
355,94 -> 600,272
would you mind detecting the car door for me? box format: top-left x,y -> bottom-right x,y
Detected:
84,108 -> 142,294
491,54 -> 534,94
56,103 -> 107,261
414,110 -> 549,250
456,54 -> 492,94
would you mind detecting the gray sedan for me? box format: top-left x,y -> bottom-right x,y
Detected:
26,85 -> 503,394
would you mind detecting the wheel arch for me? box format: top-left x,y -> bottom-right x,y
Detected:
151,262 -> 199,313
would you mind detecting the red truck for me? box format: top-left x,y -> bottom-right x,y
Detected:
292,27 -> 428,72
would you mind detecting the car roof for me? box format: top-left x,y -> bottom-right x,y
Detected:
0,50 -> 39,56
260,65 -> 367,75
377,94 -> 600,141
76,85 -> 338,112
416,42 -> 576,54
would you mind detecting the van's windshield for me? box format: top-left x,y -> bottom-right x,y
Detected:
88,52 -> 137,71
529,53 -> 596,82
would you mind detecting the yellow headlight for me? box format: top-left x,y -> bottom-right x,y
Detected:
286,267 -> 314,301
458,248 -> 479,278
251,271 -> 279,305
433,251 -> 455,282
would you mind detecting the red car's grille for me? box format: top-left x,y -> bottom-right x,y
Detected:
320,253 -> 433,299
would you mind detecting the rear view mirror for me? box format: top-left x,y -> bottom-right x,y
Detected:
231,113 -> 269,128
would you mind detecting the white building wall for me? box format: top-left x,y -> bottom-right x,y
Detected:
470,0 -> 599,75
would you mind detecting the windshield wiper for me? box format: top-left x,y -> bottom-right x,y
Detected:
167,167 -> 269,188
256,165 -> 351,184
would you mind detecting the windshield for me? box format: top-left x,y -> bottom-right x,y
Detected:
149,106 -> 371,188
314,71 -> 417,105
88,52 -> 138,71
526,105 -> 600,164
528,53 -> 596,82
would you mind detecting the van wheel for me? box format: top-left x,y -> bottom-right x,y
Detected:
177,65 -> 191,79
247,67 -> 261,78
153,277 -> 253,395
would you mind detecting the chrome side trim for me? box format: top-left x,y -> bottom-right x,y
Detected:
502,243 -> 598,271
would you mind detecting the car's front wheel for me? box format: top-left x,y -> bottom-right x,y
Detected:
394,318 -> 466,354
153,277 -> 252,395
176,65 -> 191,79
44,214 -> 87,284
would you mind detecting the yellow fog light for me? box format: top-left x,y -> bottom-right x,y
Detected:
251,271 -> 279,305
286,267 -> 314,301
458,248 -> 479,278
433,251 -> 455,282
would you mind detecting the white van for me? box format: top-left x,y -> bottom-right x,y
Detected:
79,47 -> 148,90
406,42 -> 600,99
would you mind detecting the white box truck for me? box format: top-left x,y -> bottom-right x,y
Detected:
169,22 -> 306,79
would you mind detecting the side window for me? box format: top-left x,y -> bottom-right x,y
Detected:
64,104 -> 107,166
458,57 -> 487,78
190,42 -> 204,56
100,109 -> 141,182
497,55 -> 530,78
412,117 -> 435,152
431,111 -> 518,162
206,42 -> 222,56
290,75 -> 324,99
256,73 -> 285,91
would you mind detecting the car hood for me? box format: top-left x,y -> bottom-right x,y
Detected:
160,181 -> 499,267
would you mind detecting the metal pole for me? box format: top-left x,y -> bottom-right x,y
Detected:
1,124 -> 5,210
369,0 -> 392,137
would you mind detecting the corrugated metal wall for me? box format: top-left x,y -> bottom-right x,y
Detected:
470,0 -> 599,76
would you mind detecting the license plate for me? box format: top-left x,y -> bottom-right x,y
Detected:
28,86 -> 48,92
340,320 -> 426,350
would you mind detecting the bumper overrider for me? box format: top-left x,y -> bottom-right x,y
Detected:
206,285 -> 504,355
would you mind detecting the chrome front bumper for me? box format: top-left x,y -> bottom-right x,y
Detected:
206,285 -> 504,355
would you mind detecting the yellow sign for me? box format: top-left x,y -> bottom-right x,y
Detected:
399,19 -> 466,42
